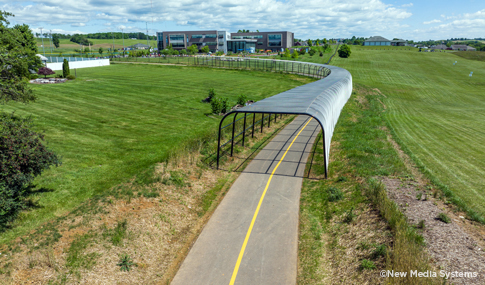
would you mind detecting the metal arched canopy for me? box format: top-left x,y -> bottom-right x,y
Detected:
217,62 -> 353,178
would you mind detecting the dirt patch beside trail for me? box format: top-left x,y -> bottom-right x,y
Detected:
382,126 -> 485,285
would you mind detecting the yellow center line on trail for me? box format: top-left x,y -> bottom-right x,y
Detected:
229,117 -> 313,285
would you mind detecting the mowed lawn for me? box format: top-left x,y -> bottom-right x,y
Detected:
0,64 -> 311,242
36,38 -> 154,55
331,47 -> 485,217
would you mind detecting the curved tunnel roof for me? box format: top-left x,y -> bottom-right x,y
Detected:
228,61 -> 353,176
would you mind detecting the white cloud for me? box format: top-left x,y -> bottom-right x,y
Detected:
3,0 -> 413,38
71,23 -> 86,27
30,27 -> 87,35
423,19 -> 441,25
402,3 -> 413,7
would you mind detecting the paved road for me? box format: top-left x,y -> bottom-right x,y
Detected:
172,116 -> 320,285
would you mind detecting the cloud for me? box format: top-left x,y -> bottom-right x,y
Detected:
71,23 -> 86,27
401,3 -> 413,7
30,27 -> 87,35
423,19 -> 441,25
412,10 -> 485,40
3,0 -> 413,38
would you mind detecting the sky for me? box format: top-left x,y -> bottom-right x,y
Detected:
2,0 -> 484,41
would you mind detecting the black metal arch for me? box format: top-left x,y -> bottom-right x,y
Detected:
216,111 -> 327,177
214,62 -> 352,179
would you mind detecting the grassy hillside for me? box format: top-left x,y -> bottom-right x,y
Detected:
35,38 -> 155,55
329,46 -> 485,219
454,51 -> 485,62
0,64 -> 313,243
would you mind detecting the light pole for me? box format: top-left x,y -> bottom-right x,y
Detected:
146,22 -> 150,49
111,31 -> 115,57
121,28 -> 125,56
49,30 -> 53,54
40,27 -> 45,57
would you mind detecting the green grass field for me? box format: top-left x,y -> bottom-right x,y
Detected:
0,64 -> 312,243
36,38 -> 155,55
327,46 -> 485,219
454,51 -> 485,62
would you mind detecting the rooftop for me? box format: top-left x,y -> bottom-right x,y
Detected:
365,36 -> 391,42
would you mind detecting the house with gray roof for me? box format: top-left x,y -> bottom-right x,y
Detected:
364,36 -> 391,46
450,45 -> 476,51
391,39 -> 407,46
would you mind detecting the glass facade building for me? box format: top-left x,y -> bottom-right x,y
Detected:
157,30 -> 293,54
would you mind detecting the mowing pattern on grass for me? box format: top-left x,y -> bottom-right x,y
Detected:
299,85 -> 441,284
329,46 -> 485,221
0,64 -> 313,244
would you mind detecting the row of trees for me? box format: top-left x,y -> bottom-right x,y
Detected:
160,44 -> 210,56
1,11 -> 60,230
37,32 -> 157,41
70,34 -> 94,46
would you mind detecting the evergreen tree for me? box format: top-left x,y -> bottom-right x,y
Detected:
62,59 -> 70,78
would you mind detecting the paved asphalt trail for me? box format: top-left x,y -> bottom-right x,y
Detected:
172,116 -> 321,285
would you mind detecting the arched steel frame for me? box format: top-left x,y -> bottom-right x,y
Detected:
215,63 -> 353,179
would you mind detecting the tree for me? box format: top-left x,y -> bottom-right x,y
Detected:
161,49 -> 171,56
308,39 -> 313,47
315,39 -> 320,46
201,46 -> 210,53
0,11 -> 41,103
37,67 -> 55,78
179,49 -> 187,55
283,48 -> 291,58
299,48 -> 306,55
323,38 -> 327,45
62,59 -> 70,78
188,44 -> 198,55
0,11 -> 60,229
98,47 -> 103,54
291,50 -> 299,59
308,49 -> 316,56
338,44 -> 351,58
52,34 -> 60,48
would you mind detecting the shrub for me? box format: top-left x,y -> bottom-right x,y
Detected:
220,97 -> 229,114
29,74 -> 38,80
291,51 -> 299,59
438,213 -> 451,223
360,259 -> 376,270
343,207 -> 356,223
308,49 -> 316,56
237,94 -> 247,106
371,244 -> 387,259
338,44 -> 351,58
299,48 -> 306,55
328,186 -> 343,202
208,88 -> 216,101
179,49 -> 187,55
210,97 -> 221,114
0,113 -> 60,229
319,51 -> 323,57
201,46 -> 210,53
117,254 -> 136,271
62,59 -> 70,78
66,74 -> 76,80
37,67 -> 55,78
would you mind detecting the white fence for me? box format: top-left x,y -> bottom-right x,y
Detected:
47,59 -> 110,71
